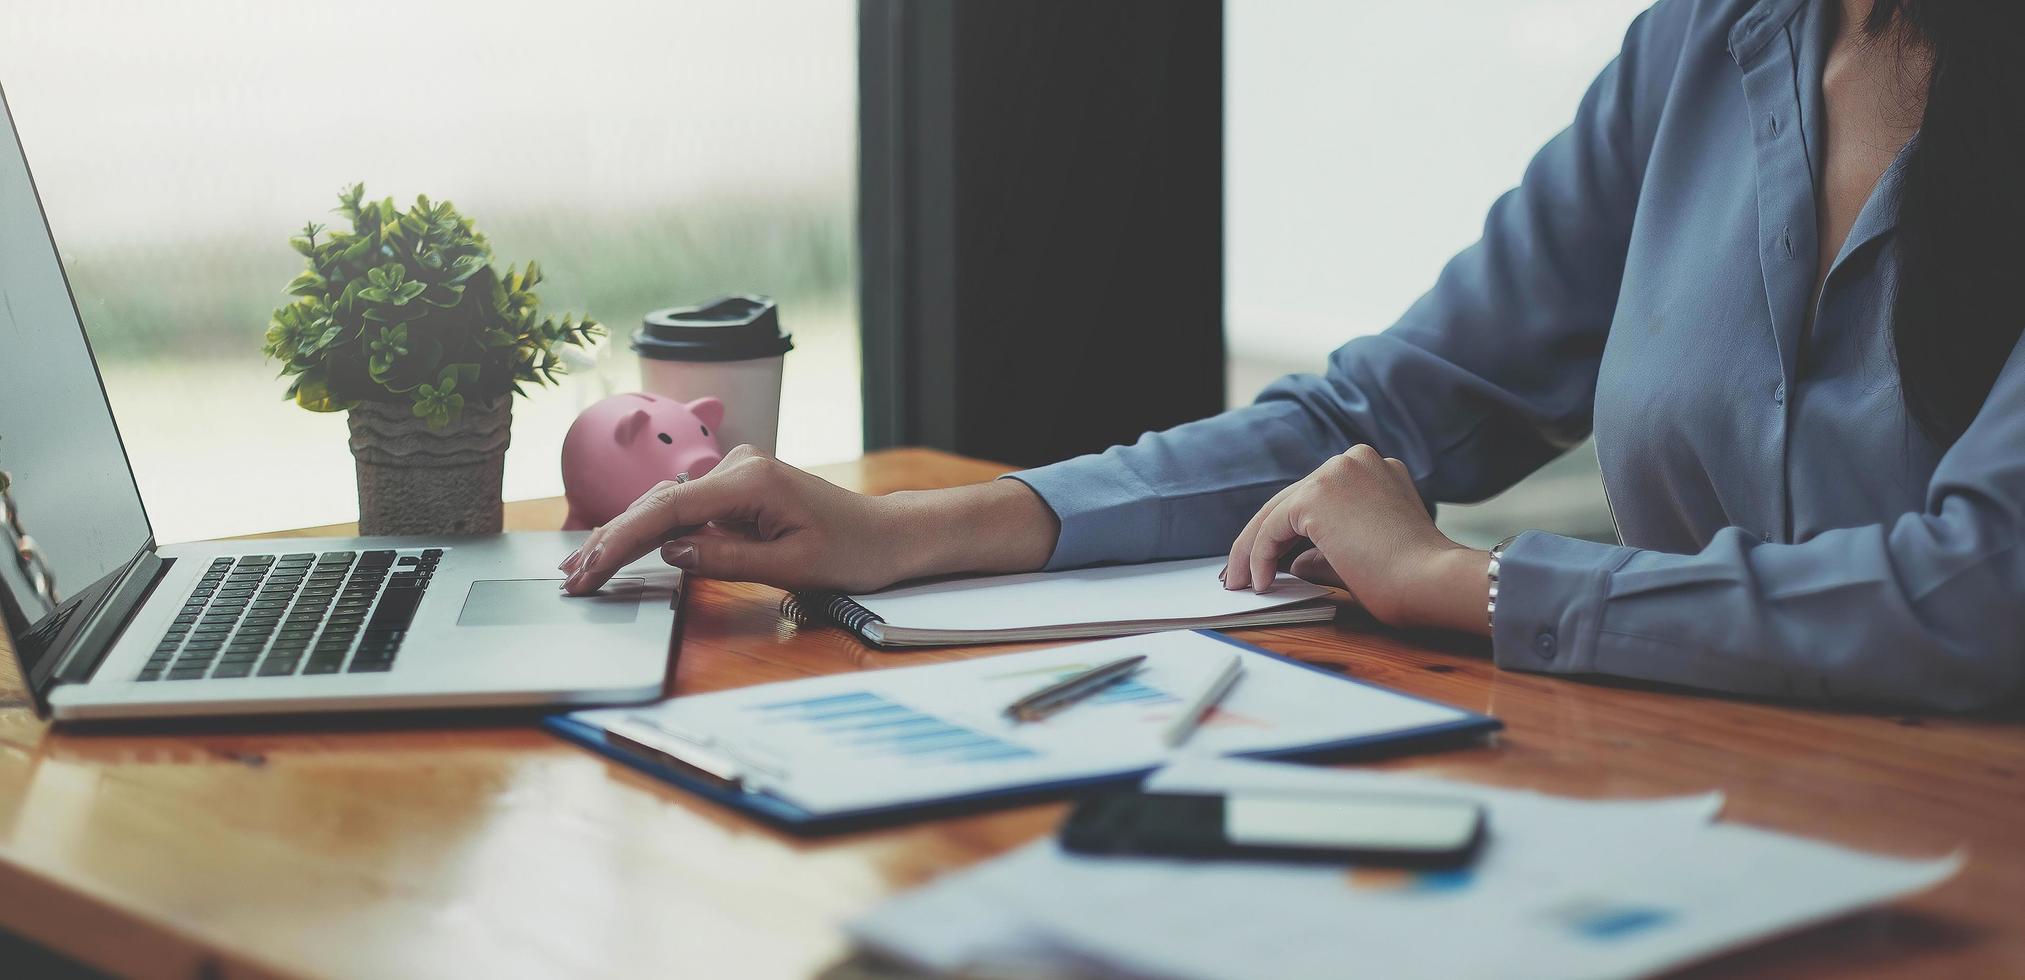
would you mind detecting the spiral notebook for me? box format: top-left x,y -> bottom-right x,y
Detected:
781,557 -> 1339,648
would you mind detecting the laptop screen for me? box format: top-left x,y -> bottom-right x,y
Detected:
0,87 -> 153,682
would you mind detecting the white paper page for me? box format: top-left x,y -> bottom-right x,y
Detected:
1148,756 -> 1729,822
851,557 -> 1332,633
566,631 -> 1474,814
854,759 -> 1955,980
852,766 -> 1725,978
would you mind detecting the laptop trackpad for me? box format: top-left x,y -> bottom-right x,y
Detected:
457,578 -> 644,627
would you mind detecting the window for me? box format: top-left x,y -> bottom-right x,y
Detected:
0,0 -> 857,543
1225,0 -> 1649,543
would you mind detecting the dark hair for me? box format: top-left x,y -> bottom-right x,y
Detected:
1865,1 -> 2025,446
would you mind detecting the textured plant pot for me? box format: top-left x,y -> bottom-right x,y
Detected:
346,396 -> 511,536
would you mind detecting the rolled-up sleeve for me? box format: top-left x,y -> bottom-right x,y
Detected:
1496,334 -> 2025,711
1010,5 -> 1676,571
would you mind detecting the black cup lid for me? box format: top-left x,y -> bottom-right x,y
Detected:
633,295 -> 794,362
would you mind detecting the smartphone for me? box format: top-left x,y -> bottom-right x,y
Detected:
1059,790 -> 1486,867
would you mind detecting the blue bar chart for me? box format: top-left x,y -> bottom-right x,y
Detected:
750,691 -> 1037,765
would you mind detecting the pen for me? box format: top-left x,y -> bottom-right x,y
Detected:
1004,655 -> 1148,722
1162,654 -> 1243,747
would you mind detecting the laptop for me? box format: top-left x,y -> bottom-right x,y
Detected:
0,87 -> 675,723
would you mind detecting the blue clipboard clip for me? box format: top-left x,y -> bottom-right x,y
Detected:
604,715 -> 787,793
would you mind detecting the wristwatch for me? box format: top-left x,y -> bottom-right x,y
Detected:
1486,534 -> 1519,629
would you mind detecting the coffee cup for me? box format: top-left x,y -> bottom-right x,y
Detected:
632,295 -> 794,456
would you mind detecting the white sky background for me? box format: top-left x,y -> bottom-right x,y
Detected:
1,1 -> 856,243
1226,0 -> 1654,367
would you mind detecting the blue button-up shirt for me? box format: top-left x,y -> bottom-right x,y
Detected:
1011,0 -> 2025,711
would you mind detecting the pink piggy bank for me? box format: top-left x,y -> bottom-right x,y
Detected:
560,392 -> 725,530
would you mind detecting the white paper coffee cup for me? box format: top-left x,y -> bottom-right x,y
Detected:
632,296 -> 794,456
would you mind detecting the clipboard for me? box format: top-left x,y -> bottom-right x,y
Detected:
542,630 -> 1501,835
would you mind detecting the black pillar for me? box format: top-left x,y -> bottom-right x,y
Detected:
860,0 -> 1224,467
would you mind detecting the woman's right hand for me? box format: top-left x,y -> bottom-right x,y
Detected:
558,445 -> 1060,596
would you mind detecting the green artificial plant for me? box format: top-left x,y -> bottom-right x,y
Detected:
264,184 -> 602,427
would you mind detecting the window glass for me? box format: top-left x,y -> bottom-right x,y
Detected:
1226,0 -> 1650,544
0,0 -> 858,543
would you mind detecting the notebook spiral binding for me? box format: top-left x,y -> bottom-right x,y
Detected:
778,591 -> 885,636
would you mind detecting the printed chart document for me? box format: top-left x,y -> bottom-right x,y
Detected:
557,631 -> 1486,819
851,758 -> 1959,980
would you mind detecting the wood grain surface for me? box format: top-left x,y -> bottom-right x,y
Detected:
0,448 -> 2018,978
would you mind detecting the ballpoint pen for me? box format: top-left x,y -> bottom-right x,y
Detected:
1162,654 -> 1243,747
1003,655 -> 1148,722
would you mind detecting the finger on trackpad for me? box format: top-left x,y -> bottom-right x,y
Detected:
457,578 -> 644,626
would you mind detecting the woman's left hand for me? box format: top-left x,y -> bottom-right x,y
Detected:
1221,445 -> 1491,635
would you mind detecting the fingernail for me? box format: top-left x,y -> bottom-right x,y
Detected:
1218,567 -> 1227,584
562,568 -> 585,593
663,542 -> 698,569
558,548 -> 582,571
585,546 -> 603,572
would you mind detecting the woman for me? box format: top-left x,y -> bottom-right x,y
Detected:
563,0 -> 2024,711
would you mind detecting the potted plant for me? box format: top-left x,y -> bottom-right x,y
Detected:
263,184 -> 601,536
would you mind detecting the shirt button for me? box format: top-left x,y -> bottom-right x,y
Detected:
1533,631 -> 1557,660
1773,382 -> 1785,405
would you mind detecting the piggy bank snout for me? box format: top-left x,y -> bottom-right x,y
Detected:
680,450 -> 724,479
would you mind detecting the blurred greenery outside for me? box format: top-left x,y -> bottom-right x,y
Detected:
71,194 -> 852,362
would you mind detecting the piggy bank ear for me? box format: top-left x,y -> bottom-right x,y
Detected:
686,397 -> 726,434
614,408 -> 651,445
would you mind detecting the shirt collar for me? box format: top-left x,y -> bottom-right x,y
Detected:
1727,0 -> 1811,65
1833,133 -> 1916,270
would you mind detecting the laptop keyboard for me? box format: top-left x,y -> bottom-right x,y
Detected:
137,548 -> 440,682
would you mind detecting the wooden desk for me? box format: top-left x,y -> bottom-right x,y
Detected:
0,448 -> 2019,979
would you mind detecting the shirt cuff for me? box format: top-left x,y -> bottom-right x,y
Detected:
1492,530 -> 1637,675
1001,451 -> 1163,570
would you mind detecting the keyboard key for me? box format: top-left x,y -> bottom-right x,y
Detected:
167,668 -> 209,681
257,659 -> 299,676
302,660 -> 342,675
347,660 -> 393,673
136,668 -> 162,682
368,588 -> 425,630
213,663 -> 253,678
